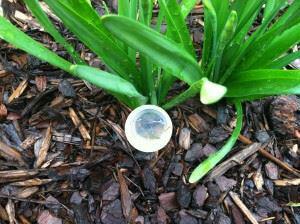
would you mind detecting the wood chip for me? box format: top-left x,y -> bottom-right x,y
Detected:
69,108 -> 91,141
179,128 -> 191,150
239,135 -> 300,177
35,76 -> 47,92
0,140 -> 25,165
274,178 -> 300,186
0,103 -> 7,119
0,170 -> 38,182
10,54 -> 28,68
0,204 -> 9,221
5,199 -> 17,224
8,79 -> 28,103
10,178 -> 52,187
52,131 -> 82,145
35,125 -> 52,168
16,187 -> 39,199
229,192 -> 259,224
20,135 -> 40,150
204,143 -> 260,182
0,70 -> 9,78
18,215 -> 31,224
188,113 -> 209,133
253,170 -> 264,191
37,210 -> 62,224
117,169 -> 132,222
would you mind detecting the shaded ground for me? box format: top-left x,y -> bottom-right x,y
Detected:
0,1 -> 300,223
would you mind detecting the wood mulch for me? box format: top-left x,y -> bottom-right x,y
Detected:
0,1 -> 300,223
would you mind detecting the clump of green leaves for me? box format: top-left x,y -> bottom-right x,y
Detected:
0,0 -> 300,183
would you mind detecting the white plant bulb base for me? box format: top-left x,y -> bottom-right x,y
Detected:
125,105 -> 173,152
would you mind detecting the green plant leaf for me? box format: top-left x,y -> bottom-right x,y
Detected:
139,0 -> 153,26
225,69 -> 300,98
44,0 -> 141,85
118,0 -> 130,17
0,16 -> 72,72
59,0 -> 100,25
162,78 -> 203,110
189,100 -> 243,183
102,15 -> 203,85
237,1 -> 300,71
263,0 -> 286,21
212,0 -> 230,39
265,51 -> 300,69
180,0 -> 199,18
23,0 -> 84,64
201,0 -> 218,73
212,10 -> 238,81
245,23 -> 300,70
162,77 -> 226,109
70,65 -> 147,108
266,0 -> 300,36
158,0 -> 195,57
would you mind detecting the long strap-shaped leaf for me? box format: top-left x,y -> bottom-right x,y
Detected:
23,0 -> 84,64
265,51 -> 300,69
70,65 -> 147,108
139,0 -> 153,25
201,0 -> 218,73
102,15 -> 203,85
180,0 -> 199,18
244,23 -> 300,70
59,0 -> 103,28
225,69 -> 300,97
0,16 -> 72,72
44,0 -> 141,84
0,17 -> 146,108
189,100 -> 243,183
158,0 -> 195,57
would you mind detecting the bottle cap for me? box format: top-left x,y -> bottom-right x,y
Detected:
125,105 -> 173,152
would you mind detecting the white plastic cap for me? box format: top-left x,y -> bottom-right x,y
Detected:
125,105 -> 173,152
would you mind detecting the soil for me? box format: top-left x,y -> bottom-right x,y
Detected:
0,1 -> 300,224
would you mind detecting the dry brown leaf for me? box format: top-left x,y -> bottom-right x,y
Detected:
69,108 -> 91,141
117,169 -> 132,222
10,178 -> 52,187
35,125 -> 52,168
35,76 -> 47,92
8,79 -> 28,103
